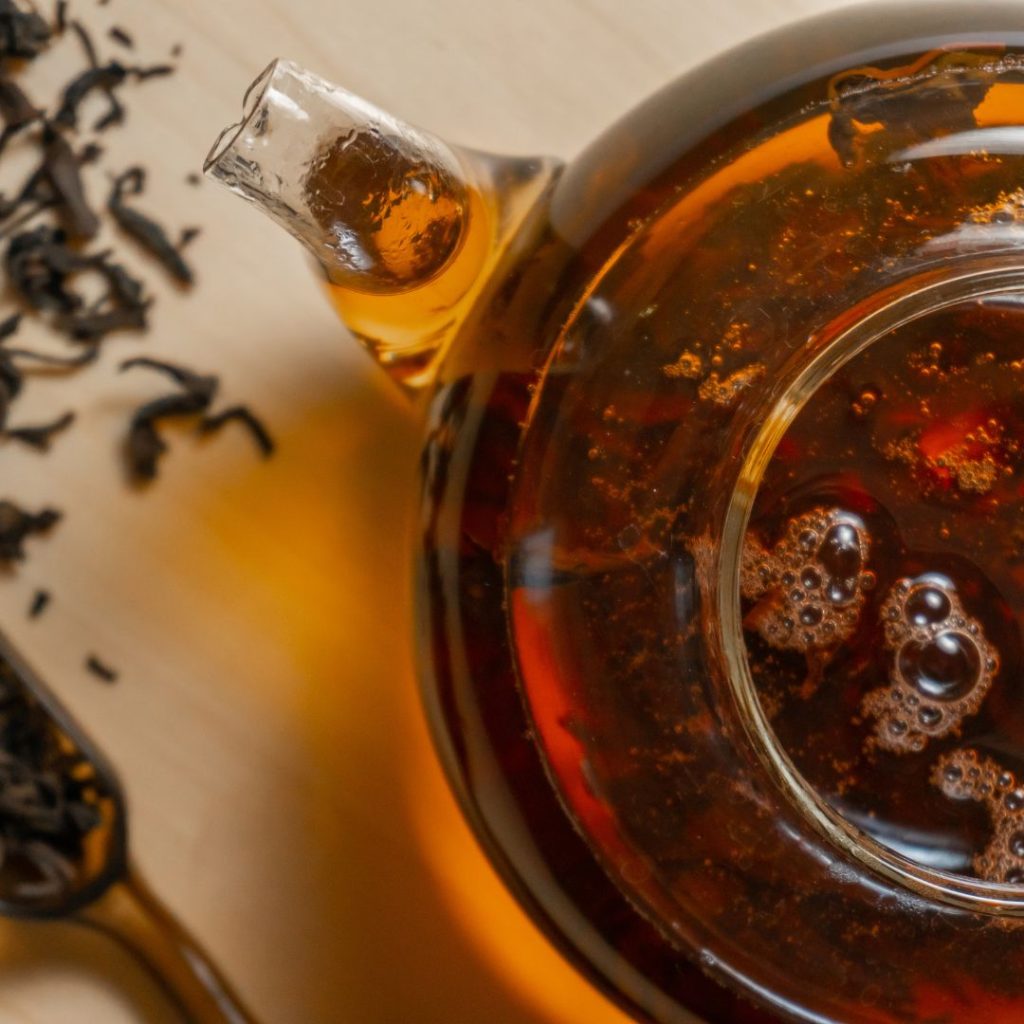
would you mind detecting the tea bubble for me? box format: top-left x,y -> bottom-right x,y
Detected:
934,750 -> 1024,884
740,507 -> 871,657
897,633 -> 981,702
800,605 -> 823,626
798,530 -> 817,552
863,575 -> 998,753
819,523 -> 862,580
801,568 -> 821,590
905,583 -> 952,627
827,579 -> 857,605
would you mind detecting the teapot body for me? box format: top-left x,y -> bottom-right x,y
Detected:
417,4 -> 1024,1022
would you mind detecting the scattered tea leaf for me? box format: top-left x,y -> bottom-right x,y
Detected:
0,313 -> 20,341
199,405 -> 274,458
69,18 -> 97,67
6,225 -> 95,313
42,124 -> 99,239
84,654 -> 116,683
108,167 -> 193,283
0,501 -> 60,562
53,61 -> 128,132
107,26 -> 131,49
6,225 -> 151,341
120,356 -> 217,400
120,357 -> 217,480
27,588 -> 49,618
54,1 -> 66,33
0,77 -> 41,155
4,410 -> 75,450
0,1 -> 52,61
132,65 -> 173,82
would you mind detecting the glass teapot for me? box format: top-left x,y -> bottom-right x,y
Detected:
206,3 -> 1024,1021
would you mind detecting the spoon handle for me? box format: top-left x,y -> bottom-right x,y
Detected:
75,866 -> 260,1024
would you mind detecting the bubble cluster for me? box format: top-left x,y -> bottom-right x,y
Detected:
862,574 -> 998,754
741,507 -> 873,652
933,749 -> 1024,885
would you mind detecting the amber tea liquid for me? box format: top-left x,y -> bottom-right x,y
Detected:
415,11 -> 1024,1023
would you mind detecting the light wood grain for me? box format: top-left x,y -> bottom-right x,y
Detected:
0,0 -> 931,1021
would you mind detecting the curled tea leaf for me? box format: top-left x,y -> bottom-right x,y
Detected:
4,409 -> 74,451
198,405 -> 274,459
0,500 -> 60,562
108,167 -> 194,284
120,357 -> 218,480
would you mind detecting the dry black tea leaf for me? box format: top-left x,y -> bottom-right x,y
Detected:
123,411 -> 163,478
55,22 -> 175,134
0,500 -> 60,562
84,654 -> 116,683
0,0 -> 52,60
0,312 -> 20,342
27,588 -> 49,618
107,26 -> 131,49
42,124 -> 99,239
108,167 -> 193,284
120,356 -> 217,400
199,405 -> 274,459
6,225 -> 92,312
54,0 -> 66,32
0,77 -> 41,155
6,226 -> 151,341
132,65 -> 173,82
121,357 -> 219,480
53,61 -> 128,132
62,305 -> 147,341
69,17 -> 96,66
0,126 -> 101,240
1,345 -> 97,370
184,172 -> 200,187
4,409 -> 74,450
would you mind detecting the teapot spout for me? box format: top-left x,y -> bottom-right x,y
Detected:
205,59 -> 561,389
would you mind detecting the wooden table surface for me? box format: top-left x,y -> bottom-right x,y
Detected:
0,0 -> 931,1021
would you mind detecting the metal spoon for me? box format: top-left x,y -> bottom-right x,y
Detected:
0,628 -> 259,1024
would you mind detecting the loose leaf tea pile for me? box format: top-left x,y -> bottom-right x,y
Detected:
0,636 -> 112,903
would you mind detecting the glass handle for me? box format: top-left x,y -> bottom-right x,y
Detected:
76,868 -> 260,1024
